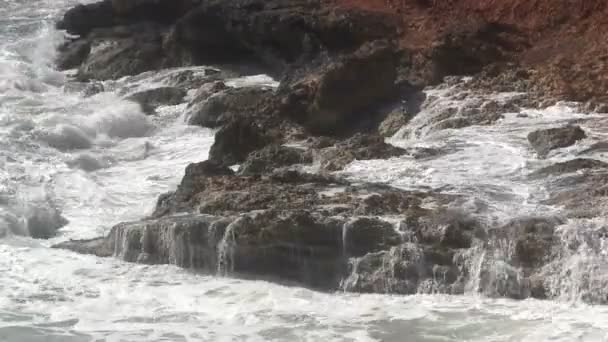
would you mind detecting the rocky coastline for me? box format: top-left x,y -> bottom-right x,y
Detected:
52,0 -> 608,304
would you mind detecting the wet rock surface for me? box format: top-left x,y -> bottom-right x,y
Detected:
187,86 -> 273,127
126,87 -> 186,114
316,133 -> 406,171
531,158 -> 608,178
208,120 -> 272,166
528,125 -> 587,158
238,145 -> 312,176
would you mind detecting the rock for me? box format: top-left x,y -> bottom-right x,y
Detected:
317,134 -> 406,171
110,0 -> 196,22
341,243 -> 461,295
378,109 -> 410,137
26,208 -> 69,239
126,87 -> 186,114
543,170 -> 608,218
279,40 -> 399,134
55,166 -> 465,293
57,0 -> 197,36
56,40 -> 91,70
187,87 -> 273,127
56,1 -> 114,36
77,25 -> 165,81
343,218 -> 402,257
188,81 -> 228,102
55,211 -> 347,289
174,0 -> 397,74
166,70 -> 227,90
238,145 -> 312,175
527,125 -> 587,157
218,211 -> 346,288
154,160 -> 235,216
54,237 -> 111,256
430,22 -> 508,80
410,209 -> 482,249
82,82 -> 105,97
489,217 -> 562,269
578,142 -> 608,155
531,158 -> 608,178
208,119 -> 272,166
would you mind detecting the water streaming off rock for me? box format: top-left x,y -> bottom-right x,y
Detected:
1,0 -> 608,341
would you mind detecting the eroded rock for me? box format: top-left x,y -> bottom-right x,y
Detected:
208,119 -> 272,166
531,158 -> 608,178
279,40 -> 399,134
528,125 -> 587,157
317,134 -> 406,171
187,87 -> 273,127
238,145 -> 312,175
126,87 -> 186,114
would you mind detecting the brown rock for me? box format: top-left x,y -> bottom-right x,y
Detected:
528,125 -> 586,158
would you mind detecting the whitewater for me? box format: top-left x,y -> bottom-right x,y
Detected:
1,0 -> 608,341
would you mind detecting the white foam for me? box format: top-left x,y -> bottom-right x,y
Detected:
39,124 -> 92,150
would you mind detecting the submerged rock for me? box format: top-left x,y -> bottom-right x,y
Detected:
531,158 -> 608,178
527,125 -> 586,157
543,170 -> 608,218
126,87 -> 186,114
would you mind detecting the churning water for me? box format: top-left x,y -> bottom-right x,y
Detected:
1,1 -> 608,341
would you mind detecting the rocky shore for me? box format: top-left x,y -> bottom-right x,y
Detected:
52,0 -> 608,304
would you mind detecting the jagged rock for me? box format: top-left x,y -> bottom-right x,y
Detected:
77,24 -> 165,81
174,0 -> 397,73
188,80 -> 228,102
489,217 -> 562,269
126,87 -> 186,114
343,218 -> 402,257
543,170 -> 608,218
475,216 -> 564,300
57,0 -> 196,36
378,109 -> 410,137
55,211 -> 347,289
238,145 -> 312,175
430,23 -> 509,80
208,119 -> 272,166
56,1 -> 114,36
527,125 -> 587,157
110,0 -> 197,22
317,133 -> 406,171
56,40 -> 91,70
410,209 -> 483,249
342,243 -> 461,295
279,40 -> 399,134
219,211 -> 346,288
187,87 -> 273,127
531,158 -> 608,178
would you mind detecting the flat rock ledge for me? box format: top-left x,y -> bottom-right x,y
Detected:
53,167 -> 608,303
